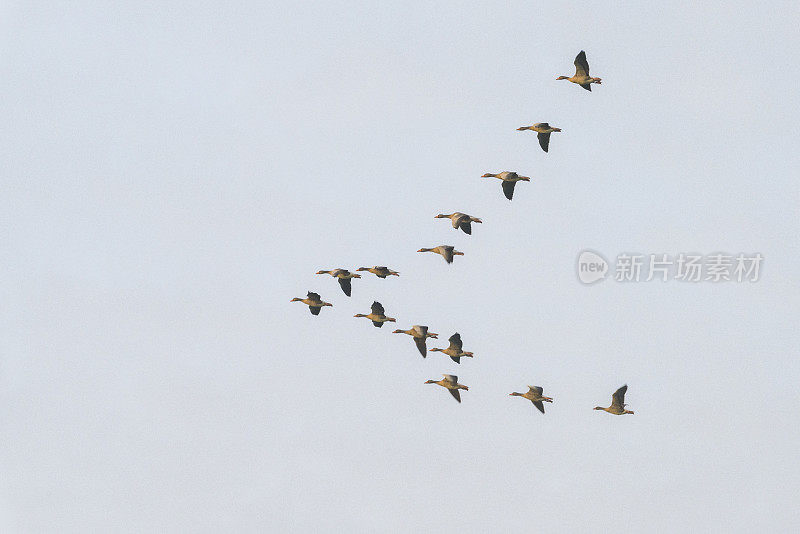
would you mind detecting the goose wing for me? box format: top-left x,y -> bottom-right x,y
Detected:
371,301 -> 385,316
574,50 -> 590,77
441,246 -> 454,264
537,132 -> 551,153
307,291 -> 321,301
443,374 -> 458,383
414,337 -> 427,357
611,385 -> 628,409
448,388 -> 462,403
448,333 -> 463,351
502,180 -> 516,200
458,218 -> 472,235
532,400 -> 545,414
528,385 -> 544,396
338,277 -> 352,296
309,306 -> 321,316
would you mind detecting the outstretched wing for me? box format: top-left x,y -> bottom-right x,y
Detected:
574,50 -> 590,77
537,132 -> 551,153
448,333 -> 463,351
459,219 -> 472,235
441,246 -> 454,264
528,385 -> 544,396
371,301 -> 385,315
535,122 -> 550,129
580,83 -> 592,92
414,337 -> 427,357
449,388 -> 462,403
307,291 -> 321,301
309,306 -> 321,316
532,400 -> 545,414
611,385 -> 628,409
450,355 -> 461,364
443,374 -> 458,383
502,180 -> 516,200
338,277 -> 352,296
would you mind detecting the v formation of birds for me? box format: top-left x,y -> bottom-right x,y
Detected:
292,51 -> 633,415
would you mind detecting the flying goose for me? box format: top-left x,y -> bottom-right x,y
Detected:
417,245 -> 464,264
509,385 -> 553,414
425,374 -> 469,403
594,385 -> 635,415
557,50 -> 602,91
435,212 -> 483,235
290,291 -> 332,316
392,325 -> 438,357
315,268 -> 361,297
429,332 -> 474,364
516,123 -> 562,153
481,171 -> 530,200
356,266 -> 400,278
354,301 -> 396,328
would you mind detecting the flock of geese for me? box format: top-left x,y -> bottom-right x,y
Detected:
292,51 -> 634,416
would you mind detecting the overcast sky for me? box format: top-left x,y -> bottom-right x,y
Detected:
2,1 -> 799,532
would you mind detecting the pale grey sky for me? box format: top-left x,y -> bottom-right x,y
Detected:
2,1 -> 799,532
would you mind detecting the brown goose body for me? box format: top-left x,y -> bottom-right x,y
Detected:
393,325 -> 438,357
481,171 -> 531,200
509,385 -> 553,414
429,332 -> 473,364
557,50 -> 602,91
356,266 -> 400,278
435,212 -> 483,235
354,301 -> 396,328
316,268 -> 361,297
594,385 -> 635,415
417,245 -> 464,264
516,123 -> 562,153
290,291 -> 333,315
425,374 -> 469,403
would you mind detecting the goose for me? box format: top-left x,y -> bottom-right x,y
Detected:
354,301 -> 396,328
417,245 -> 464,264
356,266 -> 400,278
509,385 -> 553,414
392,325 -> 438,357
594,385 -> 635,415
557,50 -> 602,91
429,333 -> 474,364
425,374 -> 469,403
481,171 -> 530,200
435,212 -> 483,235
516,123 -> 562,153
315,268 -> 361,297
290,291 -> 332,316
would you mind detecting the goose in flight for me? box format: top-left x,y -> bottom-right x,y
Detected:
594,385 -> 635,415
290,291 -> 332,316
557,50 -> 602,91
315,268 -> 361,297
392,325 -> 438,357
509,385 -> 553,414
417,245 -> 464,264
354,301 -> 396,328
481,171 -> 530,200
356,266 -> 400,278
425,374 -> 469,403
429,333 -> 474,364
516,123 -> 562,153
435,212 -> 483,235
